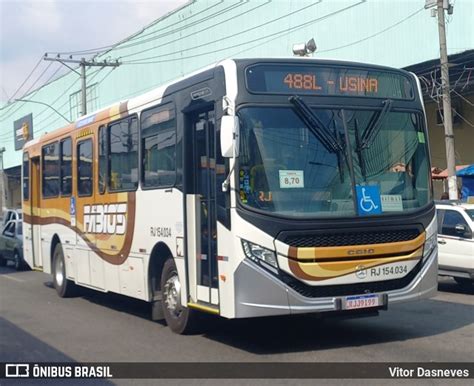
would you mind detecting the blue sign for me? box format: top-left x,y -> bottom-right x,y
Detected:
70,197 -> 76,216
356,185 -> 382,216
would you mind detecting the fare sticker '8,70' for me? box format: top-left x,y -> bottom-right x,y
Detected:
279,170 -> 304,189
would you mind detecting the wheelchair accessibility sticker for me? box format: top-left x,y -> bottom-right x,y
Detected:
356,185 -> 382,216
70,196 -> 76,227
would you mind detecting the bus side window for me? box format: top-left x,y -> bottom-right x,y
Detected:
23,152 -> 29,201
98,125 -> 107,194
141,104 -> 176,188
60,137 -> 72,196
42,141 -> 59,198
108,116 -> 139,191
77,139 -> 93,196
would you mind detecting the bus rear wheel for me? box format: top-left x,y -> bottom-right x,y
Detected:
161,258 -> 201,334
52,243 -> 78,297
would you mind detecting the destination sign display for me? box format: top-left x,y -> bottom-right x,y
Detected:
245,64 -> 414,100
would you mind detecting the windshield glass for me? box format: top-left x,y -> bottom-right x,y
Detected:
238,106 -> 430,218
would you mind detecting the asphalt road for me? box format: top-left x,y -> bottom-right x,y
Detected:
0,263 -> 473,385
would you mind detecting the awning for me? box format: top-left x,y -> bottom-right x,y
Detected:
457,164 -> 474,177
432,165 -> 469,180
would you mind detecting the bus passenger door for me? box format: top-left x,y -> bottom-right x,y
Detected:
187,109 -> 220,308
30,157 -> 43,269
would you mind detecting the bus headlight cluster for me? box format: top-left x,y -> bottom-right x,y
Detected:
241,240 -> 278,273
422,233 -> 437,264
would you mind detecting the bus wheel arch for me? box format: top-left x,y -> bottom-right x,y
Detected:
148,242 -> 173,321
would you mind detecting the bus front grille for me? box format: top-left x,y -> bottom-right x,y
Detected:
282,228 -> 421,248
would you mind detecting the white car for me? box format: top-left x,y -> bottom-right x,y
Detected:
436,202 -> 474,289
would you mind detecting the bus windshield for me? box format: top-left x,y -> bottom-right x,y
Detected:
237,106 -> 430,218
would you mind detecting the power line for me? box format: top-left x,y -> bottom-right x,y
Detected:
0,3 -> 236,120
31,66 -> 115,135
121,0 -> 307,62
122,1 -> 364,65
6,56 -> 43,103
0,63 -> 65,121
44,56 -> 120,116
0,69 -> 99,141
1,87 -> 10,101
111,1 -> 267,59
45,1 -> 240,57
17,61 -> 53,100
109,0 -> 363,103
318,7 -> 425,53
0,62 -> 64,118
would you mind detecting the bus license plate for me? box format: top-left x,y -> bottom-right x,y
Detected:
343,294 -> 379,310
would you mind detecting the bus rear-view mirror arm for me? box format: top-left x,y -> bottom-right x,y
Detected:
220,115 -> 239,192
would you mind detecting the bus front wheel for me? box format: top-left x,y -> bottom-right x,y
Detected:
52,243 -> 78,297
161,258 -> 201,334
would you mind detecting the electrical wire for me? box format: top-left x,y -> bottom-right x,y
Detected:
118,0 -> 273,61
0,63 -> 64,121
0,68 -> 100,141
1,2 -> 245,121
121,0 -> 314,63
121,1 -> 365,65
32,66 -> 115,135
18,61 -> 54,100
318,7 -> 425,53
46,1 -> 240,57
6,56 -> 43,103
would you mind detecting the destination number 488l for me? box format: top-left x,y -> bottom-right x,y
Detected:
284,73 -> 322,90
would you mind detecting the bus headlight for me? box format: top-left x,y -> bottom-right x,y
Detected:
422,234 -> 437,264
241,240 -> 278,272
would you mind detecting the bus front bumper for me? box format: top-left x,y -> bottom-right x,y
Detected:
233,248 -> 438,318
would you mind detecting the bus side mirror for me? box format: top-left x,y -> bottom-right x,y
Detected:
220,116 -> 239,158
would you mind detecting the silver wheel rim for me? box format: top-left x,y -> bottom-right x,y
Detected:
164,272 -> 182,318
14,253 -> 20,269
55,254 -> 64,287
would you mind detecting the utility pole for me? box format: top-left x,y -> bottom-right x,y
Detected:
81,58 -> 87,115
0,147 -> 6,214
44,55 -> 120,117
436,0 -> 457,199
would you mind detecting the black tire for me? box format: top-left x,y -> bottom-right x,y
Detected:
0,254 -> 6,267
13,250 -> 23,271
454,277 -> 474,290
52,243 -> 78,297
161,258 -> 202,334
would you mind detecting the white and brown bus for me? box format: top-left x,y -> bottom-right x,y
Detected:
22,58 -> 438,334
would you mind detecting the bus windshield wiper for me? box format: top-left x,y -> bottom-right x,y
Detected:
359,99 -> 393,149
289,95 -> 343,153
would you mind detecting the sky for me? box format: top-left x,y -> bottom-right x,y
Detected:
0,0 -> 188,104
